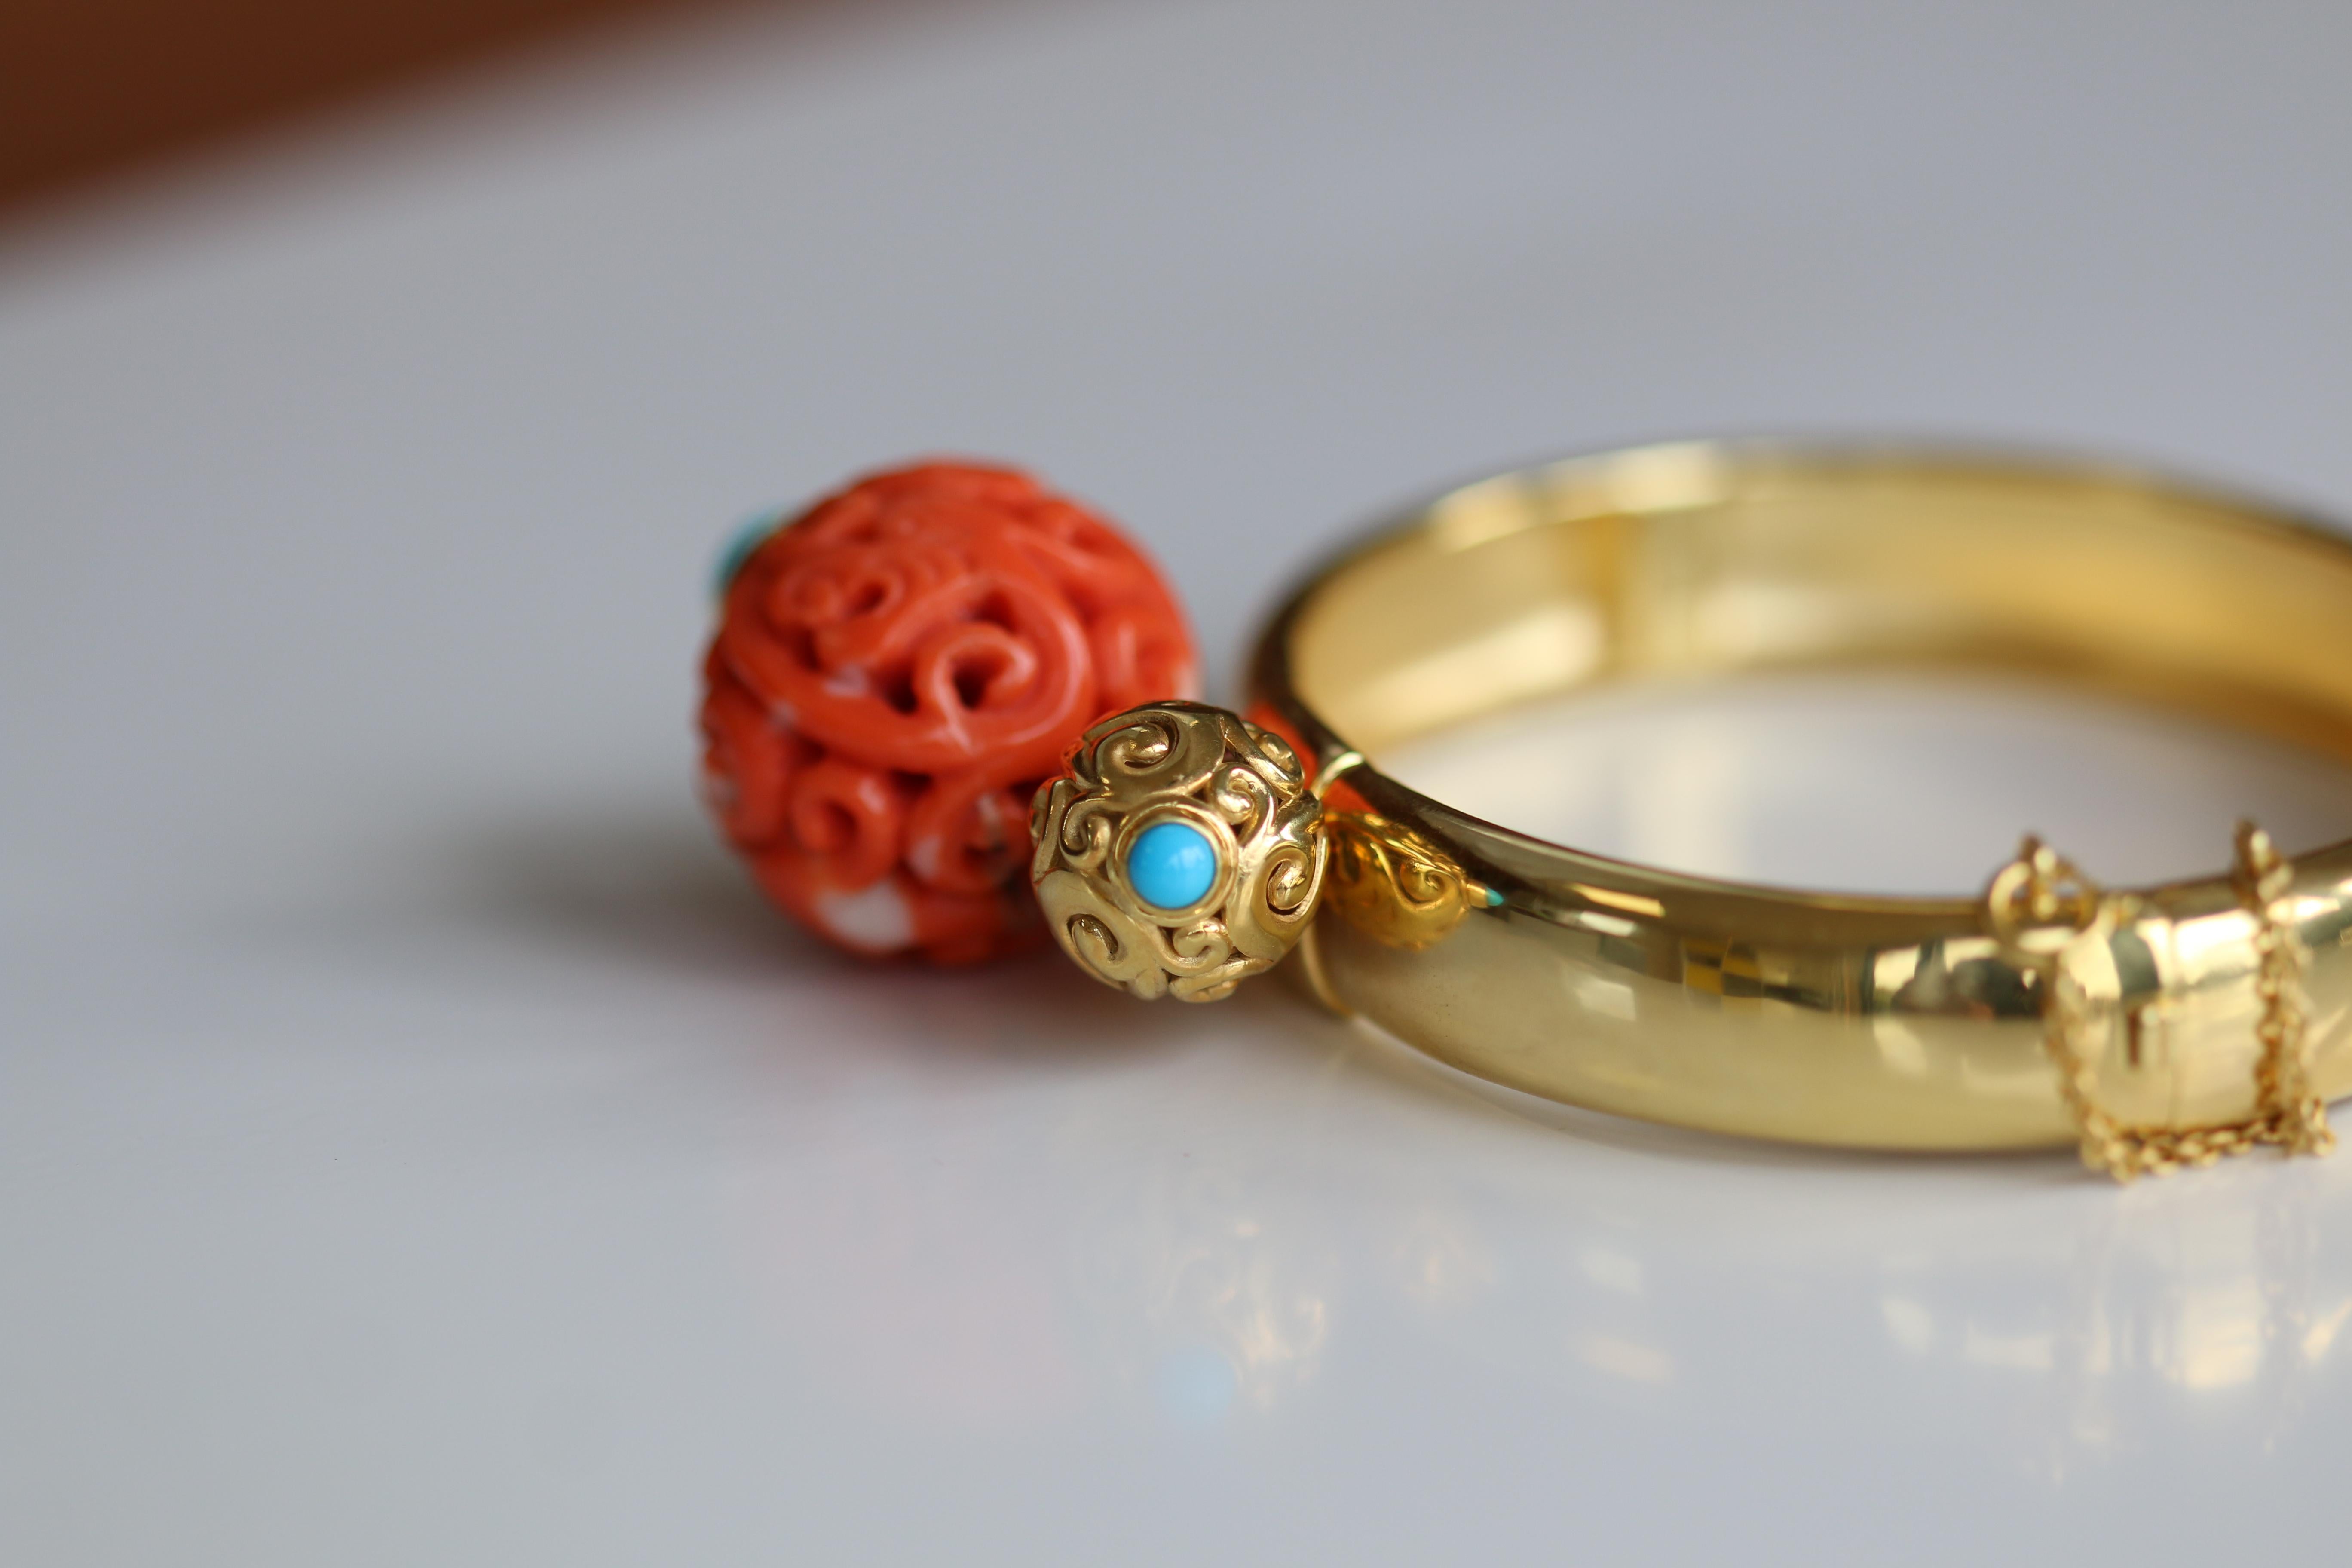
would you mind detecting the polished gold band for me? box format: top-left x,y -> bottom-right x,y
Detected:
1244,441 -> 2351,1170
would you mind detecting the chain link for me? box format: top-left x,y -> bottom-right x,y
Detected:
1983,824 -> 2336,1182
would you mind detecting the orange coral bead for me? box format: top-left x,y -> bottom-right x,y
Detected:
700,461 -> 1197,962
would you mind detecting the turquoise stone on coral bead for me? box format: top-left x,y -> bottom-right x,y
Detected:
1126,820 -> 1217,910
710,507 -> 785,600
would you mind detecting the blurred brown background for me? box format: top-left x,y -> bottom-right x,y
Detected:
0,0 -> 720,211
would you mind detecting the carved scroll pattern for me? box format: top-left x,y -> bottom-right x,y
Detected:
1030,701 -> 1325,1002
1323,812 -> 1476,951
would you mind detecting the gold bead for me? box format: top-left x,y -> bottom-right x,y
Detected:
1029,701 -> 1326,1002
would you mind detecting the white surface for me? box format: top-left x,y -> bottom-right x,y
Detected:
8,0 -> 2352,1561
1382,671 -> 2352,895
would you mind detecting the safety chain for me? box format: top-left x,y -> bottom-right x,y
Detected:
2234,823 -> 2337,1160
1982,824 -> 2336,1182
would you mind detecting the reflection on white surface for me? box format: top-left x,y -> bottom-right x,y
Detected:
1081,1164 -> 1335,1416
1882,1295 -> 1937,1353
1578,1246 -> 1644,1295
1577,1333 -> 1676,1384
1387,1204 -> 1497,1308
1965,1325 -> 2057,1372
730,976 -> 2352,1470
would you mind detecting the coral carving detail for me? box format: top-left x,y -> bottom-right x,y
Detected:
700,462 -> 1195,962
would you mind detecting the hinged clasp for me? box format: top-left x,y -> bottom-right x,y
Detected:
1982,823 -> 2335,1182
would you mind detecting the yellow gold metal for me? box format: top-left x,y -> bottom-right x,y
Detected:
1030,701 -> 1326,1002
2234,822 -> 2336,1158
1983,827 -> 2334,1180
1244,441 -> 2352,1154
1324,813 -> 1481,951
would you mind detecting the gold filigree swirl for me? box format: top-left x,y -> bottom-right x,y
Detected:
1325,812 -> 1477,950
1029,701 -> 1326,1001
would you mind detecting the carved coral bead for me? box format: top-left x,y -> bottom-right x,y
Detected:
700,461 -> 1197,962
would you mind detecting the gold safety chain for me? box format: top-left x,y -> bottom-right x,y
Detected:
2234,822 -> 2337,1160
1982,824 -> 2336,1182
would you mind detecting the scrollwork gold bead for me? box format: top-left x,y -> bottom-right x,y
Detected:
1029,701 -> 1327,1001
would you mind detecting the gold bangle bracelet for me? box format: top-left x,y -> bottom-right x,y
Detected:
1032,440 -> 2350,1179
